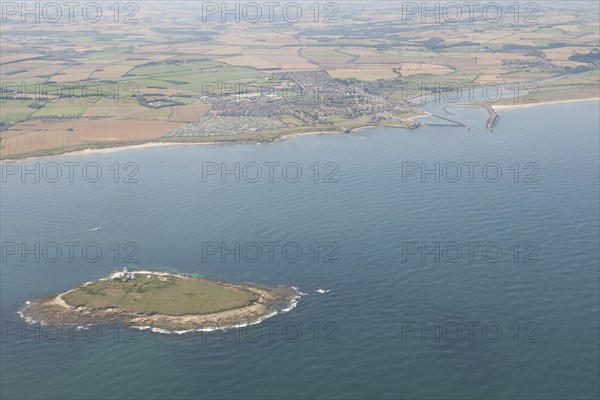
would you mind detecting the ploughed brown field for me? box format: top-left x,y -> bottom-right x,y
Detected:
1,2 -> 598,158
1,119 -> 184,157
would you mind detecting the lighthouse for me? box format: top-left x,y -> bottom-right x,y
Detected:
121,266 -> 136,281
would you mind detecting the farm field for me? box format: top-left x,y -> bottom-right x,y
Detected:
1,1 -> 598,159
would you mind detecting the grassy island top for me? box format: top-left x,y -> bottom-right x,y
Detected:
62,274 -> 258,316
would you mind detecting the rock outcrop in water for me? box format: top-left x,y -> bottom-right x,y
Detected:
20,271 -> 299,332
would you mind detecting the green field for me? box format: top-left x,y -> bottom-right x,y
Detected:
0,100 -> 37,122
33,106 -> 87,117
327,114 -> 346,123
63,275 -> 258,316
301,47 -> 344,57
121,65 -> 262,92
126,61 -> 222,77
493,85 -> 600,106
536,71 -> 600,88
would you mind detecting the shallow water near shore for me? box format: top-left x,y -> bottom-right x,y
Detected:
1,101 -> 599,399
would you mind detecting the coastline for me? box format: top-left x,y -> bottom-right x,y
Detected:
275,129 -> 342,141
0,141 -> 225,163
492,97 -> 599,111
2,98 -> 598,162
19,271 -> 301,333
0,131 -> 346,163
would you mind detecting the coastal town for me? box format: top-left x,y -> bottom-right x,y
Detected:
1,2 -> 598,159
166,70 -> 423,137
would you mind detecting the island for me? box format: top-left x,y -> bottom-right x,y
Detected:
20,269 -> 299,332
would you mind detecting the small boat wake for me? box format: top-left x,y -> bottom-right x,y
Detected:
315,288 -> 331,294
84,226 -> 102,232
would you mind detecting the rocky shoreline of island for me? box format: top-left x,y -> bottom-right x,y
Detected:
19,271 -> 300,332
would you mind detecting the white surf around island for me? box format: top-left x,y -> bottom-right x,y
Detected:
131,291 -> 304,335
104,270 -> 305,335
18,271 -> 309,336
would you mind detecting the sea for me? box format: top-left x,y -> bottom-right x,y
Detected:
1,100 -> 599,399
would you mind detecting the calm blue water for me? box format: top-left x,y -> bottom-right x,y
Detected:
1,101 -> 599,399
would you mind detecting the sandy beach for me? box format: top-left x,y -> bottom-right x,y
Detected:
0,141 -> 225,163
2,98 -> 597,163
492,97 -> 599,111
1,130 -> 349,162
276,129 -> 342,141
